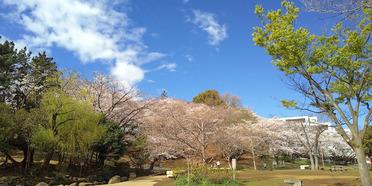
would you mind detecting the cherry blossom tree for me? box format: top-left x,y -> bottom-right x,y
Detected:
87,74 -> 151,166
320,129 -> 355,165
285,120 -> 327,170
142,99 -> 230,164
214,108 -> 256,168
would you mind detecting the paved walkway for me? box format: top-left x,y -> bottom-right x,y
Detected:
102,176 -> 168,186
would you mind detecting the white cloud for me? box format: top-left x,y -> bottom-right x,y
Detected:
111,61 -> 144,88
183,0 -> 190,4
1,0 -> 165,87
138,52 -> 166,65
155,63 -> 177,72
191,10 -> 227,46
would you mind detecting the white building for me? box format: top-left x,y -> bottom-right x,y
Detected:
278,116 -> 337,133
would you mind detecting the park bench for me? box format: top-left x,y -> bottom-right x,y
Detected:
284,179 -> 303,186
299,165 -> 310,170
329,166 -> 347,172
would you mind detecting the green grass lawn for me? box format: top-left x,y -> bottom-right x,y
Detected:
156,169 -> 371,186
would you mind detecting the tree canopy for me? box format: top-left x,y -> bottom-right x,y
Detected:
253,1 -> 371,185
192,90 -> 225,106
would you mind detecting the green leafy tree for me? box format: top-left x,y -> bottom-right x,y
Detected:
32,128 -> 59,154
0,40 -> 30,109
58,107 -> 104,166
0,39 -> 58,171
253,1 -> 371,185
34,87 -> 105,167
25,52 -> 59,109
192,90 -> 225,106
128,136 -> 150,169
0,39 -> 58,110
35,89 -> 77,166
91,121 -> 126,167
0,103 -> 15,160
0,103 -> 44,172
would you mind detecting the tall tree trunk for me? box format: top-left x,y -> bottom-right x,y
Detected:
272,155 -> 278,169
58,153 -> 65,169
321,151 -> 325,169
89,152 -> 94,168
24,144 -> 32,174
251,146 -> 257,170
68,156 -> 73,168
314,155 -> 319,170
309,152 -> 315,170
201,148 -> 206,165
43,150 -> 54,167
149,157 -> 158,171
97,153 -> 106,167
354,146 -> 371,186
30,149 -> 34,165
226,156 -> 232,169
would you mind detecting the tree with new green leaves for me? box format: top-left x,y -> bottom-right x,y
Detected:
0,102 -> 45,172
36,89 -> 77,166
58,105 -> 104,166
0,103 -> 15,162
35,87 -> 104,167
192,90 -> 225,106
253,1 -> 371,185
0,39 -> 58,171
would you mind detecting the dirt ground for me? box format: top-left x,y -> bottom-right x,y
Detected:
102,176 -> 168,186
153,169 -> 368,186
235,169 -> 363,186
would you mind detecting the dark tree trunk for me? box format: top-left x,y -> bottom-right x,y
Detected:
21,144 -> 33,172
58,153 -> 64,165
43,150 -> 54,167
22,144 -> 33,174
149,157 -> 158,171
98,153 -> 106,167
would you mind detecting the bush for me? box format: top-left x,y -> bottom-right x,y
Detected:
175,166 -> 237,186
293,159 -> 310,165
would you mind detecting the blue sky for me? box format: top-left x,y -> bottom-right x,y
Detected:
0,0 -> 341,118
